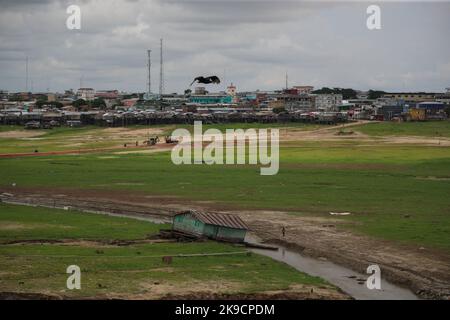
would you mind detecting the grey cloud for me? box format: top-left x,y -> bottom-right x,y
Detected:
0,0 -> 449,93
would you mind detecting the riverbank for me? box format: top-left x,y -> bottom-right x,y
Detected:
0,197 -> 447,299
0,202 -> 347,300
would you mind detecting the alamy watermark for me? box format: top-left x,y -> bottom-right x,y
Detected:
170,121 -> 279,175
65,4 -> 381,31
66,265 -> 81,290
367,5 -> 381,30
366,264 -> 381,290
66,5 -> 81,30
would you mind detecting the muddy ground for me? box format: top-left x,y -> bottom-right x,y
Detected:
1,186 -> 449,300
0,285 -> 349,300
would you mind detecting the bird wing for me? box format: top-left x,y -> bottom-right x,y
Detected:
189,77 -> 200,86
210,76 -> 221,84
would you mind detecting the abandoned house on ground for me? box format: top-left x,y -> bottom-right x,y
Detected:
172,210 -> 249,243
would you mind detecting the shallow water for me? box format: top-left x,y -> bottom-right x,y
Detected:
250,246 -> 418,300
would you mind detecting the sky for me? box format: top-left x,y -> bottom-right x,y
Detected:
0,0 -> 449,94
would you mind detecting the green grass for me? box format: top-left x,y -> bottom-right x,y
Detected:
1,139 -> 449,250
1,122 -> 449,250
0,203 -> 328,298
0,125 -> 22,132
0,203 -> 165,242
161,122 -> 323,135
354,121 -> 450,138
0,123 -> 323,154
0,126 -> 111,153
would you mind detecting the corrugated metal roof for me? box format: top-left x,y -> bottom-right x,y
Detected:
176,210 -> 249,230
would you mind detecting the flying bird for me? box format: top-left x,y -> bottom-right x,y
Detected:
190,75 -> 221,86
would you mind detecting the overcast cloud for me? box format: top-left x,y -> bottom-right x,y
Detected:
0,0 -> 449,93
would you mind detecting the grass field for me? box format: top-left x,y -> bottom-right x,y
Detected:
160,122 -> 323,135
0,203 -> 329,298
0,126 -> 122,153
0,123 -> 322,154
0,125 -> 22,132
0,203 -> 165,242
1,122 -> 449,250
354,121 -> 450,138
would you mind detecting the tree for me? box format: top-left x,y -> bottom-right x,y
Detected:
312,87 -> 334,94
445,106 -> 450,118
35,100 -> 48,108
35,94 -> 48,102
72,99 -> 87,109
368,90 -> 386,100
35,100 -> 62,109
312,87 -> 357,99
90,98 -> 106,109
340,88 -> 357,100
272,107 -> 286,114
51,101 -> 63,109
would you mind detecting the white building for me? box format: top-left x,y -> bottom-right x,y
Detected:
293,86 -> 314,94
227,83 -> 238,103
314,94 -> 343,111
76,88 -> 95,101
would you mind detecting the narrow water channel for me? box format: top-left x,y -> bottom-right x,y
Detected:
3,200 -> 420,300
250,246 -> 418,300
92,206 -> 419,300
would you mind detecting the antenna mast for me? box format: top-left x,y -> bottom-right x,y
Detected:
285,71 -> 288,90
147,49 -> 152,95
25,56 -> 29,92
159,38 -> 164,96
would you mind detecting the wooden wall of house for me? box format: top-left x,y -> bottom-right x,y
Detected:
173,213 -> 205,236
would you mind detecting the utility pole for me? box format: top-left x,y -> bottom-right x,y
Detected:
285,71 -> 288,90
147,49 -> 152,95
159,38 -> 164,97
223,68 -> 226,87
25,56 -> 29,92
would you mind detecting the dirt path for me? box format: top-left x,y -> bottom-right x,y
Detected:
1,186 -> 449,299
172,120 -> 450,146
0,130 -> 46,139
2,121 -> 449,158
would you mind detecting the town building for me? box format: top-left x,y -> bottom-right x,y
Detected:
435,90 -> 450,105
408,108 -> 426,121
378,105 -> 404,121
0,90 -> 9,100
227,83 -> 238,103
194,87 -> 207,95
47,93 -> 56,102
76,88 -> 95,101
416,102 -> 447,119
382,92 -> 436,103
95,90 -> 119,99
271,93 -> 316,111
356,91 -> 370,99
293,86 -> 314,94
314,93 -> 343,111
189,93 -> 233,105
